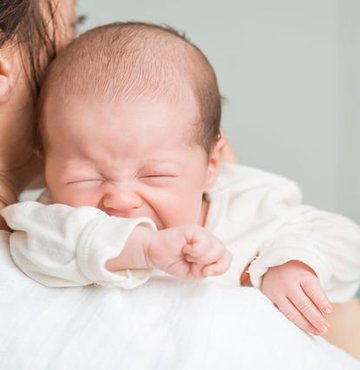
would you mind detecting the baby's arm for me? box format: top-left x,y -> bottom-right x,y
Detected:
2,202 -> 231,288
243,177 -> 360,333
1,201 -> 155,288
106,225 -> 231,279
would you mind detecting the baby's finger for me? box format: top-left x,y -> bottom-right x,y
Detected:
276,298 -> 319,335
188,263 -> 205,279
301,276 -> 332,315
184,240 -> 225,265
288,288 -> 331,334
182,241 -> 206,260
201,250 -> 232,277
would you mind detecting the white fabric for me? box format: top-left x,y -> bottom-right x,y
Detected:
2,163 -> 360,302
2,203 -> 155,288
0,231 -> 358,370
207,163 -> 360,302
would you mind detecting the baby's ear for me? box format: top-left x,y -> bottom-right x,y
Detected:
205,135 -> 226,191
0,57 -> 12,103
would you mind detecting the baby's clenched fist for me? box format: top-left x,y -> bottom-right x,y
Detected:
146,224 -> 232,279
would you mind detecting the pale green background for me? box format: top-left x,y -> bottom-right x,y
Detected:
78,0 -> 360,223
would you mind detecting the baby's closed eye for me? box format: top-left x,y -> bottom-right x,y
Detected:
66,178 -> 104,187
140,173 -> 177,186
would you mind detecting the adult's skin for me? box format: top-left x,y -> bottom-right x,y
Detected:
0,0 -> 77,228
0,0 -> 358,361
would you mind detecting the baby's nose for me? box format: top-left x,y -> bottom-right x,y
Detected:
101,183 -> 143,214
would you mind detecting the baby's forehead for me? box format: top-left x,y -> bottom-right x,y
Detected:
45,88 -> 200,132
42,91 -> 203,162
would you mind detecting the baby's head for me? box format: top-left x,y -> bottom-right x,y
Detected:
38,22 -> 224,228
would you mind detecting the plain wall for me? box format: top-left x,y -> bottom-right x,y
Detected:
78,0 -> 359,222
338,0 -> 360,223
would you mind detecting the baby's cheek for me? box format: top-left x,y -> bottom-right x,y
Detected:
51,187 -> 93,207
70,191 -> 100,207
163,203 -> 202,228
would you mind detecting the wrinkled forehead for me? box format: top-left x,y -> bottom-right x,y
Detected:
40,88 -> 202,152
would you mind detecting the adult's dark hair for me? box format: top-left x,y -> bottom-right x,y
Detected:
0,0 -> 58,94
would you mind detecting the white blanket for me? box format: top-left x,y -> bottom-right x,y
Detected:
0,231 -> 358,370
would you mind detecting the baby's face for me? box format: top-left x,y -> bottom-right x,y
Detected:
43,94 -> 219,229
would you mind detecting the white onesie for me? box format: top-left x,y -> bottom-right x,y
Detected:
2,163 -> 360,301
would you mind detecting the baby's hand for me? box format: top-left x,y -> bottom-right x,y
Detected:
261,260 -> 333,335
146,224 -> 232,279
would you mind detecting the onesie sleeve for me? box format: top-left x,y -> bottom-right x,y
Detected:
247,179 -> 360,302
1,201 -> 156,288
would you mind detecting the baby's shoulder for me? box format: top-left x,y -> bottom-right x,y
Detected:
209,162 -> 300,197
205,163 -> 303,234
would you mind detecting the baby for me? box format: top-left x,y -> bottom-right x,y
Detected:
3,22 -> 360,336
